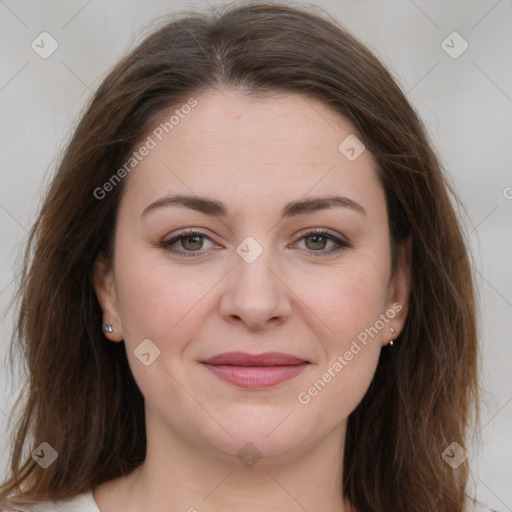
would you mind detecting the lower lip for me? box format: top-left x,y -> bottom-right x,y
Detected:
202,363 -> 309,388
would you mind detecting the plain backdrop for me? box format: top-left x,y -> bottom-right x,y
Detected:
0,0 -> 511,510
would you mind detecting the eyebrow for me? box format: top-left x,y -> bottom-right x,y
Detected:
140,193 -> 366,220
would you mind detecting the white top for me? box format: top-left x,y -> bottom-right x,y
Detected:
7,490 -> 497,512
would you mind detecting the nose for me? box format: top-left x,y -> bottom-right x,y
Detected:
219,242 -> 292,332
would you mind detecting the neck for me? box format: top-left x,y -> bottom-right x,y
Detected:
94,418 -> 353,512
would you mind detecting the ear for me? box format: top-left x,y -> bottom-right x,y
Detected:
383,235 -> 412,346
93,254 -> 124,342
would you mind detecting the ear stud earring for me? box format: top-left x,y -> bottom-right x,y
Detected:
103,323 -> 113,334
389,327 -> 395,346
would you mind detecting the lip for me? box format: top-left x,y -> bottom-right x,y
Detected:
200,351 -> 309,388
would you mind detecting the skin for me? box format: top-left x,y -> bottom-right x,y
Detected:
93,88 -> 411,512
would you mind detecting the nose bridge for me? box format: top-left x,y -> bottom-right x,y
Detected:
233,234 -> 279,298
219,234 -> 290,329
236,242 -> 274,288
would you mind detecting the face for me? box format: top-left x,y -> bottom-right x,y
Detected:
94,88 -> 410,464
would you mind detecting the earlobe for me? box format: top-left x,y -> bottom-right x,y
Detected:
93,255 -> 124,342
384,236 -> 412,346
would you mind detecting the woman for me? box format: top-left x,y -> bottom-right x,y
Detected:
0,2 -> 488,511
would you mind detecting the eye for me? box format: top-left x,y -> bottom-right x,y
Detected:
161,229 -> 217,258
161,228 -> 351,258
292,229 -> 350,257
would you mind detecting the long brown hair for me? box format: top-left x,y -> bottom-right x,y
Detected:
0,2 -> 479,511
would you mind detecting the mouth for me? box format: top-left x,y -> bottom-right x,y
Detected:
200,352 -> 310,388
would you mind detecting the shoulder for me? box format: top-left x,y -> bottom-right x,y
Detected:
2,489 -> 100,512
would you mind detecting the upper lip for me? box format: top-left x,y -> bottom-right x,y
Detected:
201,352 -> 308,366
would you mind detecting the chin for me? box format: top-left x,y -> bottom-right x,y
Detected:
192,410 -> 322,465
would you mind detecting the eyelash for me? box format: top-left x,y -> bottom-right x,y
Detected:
161,228 -> 351,258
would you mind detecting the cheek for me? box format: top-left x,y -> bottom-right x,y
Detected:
112,240 -> 213,347
295,257 -> 390,337
294,259 -> 388,405
300,351 -> 380,424
112,255 -> 214,403
297,276 -> 385,419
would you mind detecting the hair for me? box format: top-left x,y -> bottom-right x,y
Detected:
0,2 -> 479,511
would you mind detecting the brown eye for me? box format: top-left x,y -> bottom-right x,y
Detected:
304,234 -> 328,251
180,235 -> 204,251
294,230 -> 351,257
161,230 -> 217,258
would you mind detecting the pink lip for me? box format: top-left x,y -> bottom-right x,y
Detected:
200,351 -> 309,388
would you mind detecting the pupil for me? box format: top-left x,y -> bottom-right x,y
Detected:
184,235 -> 202,250
307,235 -> 326,250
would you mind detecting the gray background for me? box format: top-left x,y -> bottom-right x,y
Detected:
0,0 -> 510,509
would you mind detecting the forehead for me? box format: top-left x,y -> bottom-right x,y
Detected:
163,88 -> 367,157
118,88 -> 383,218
